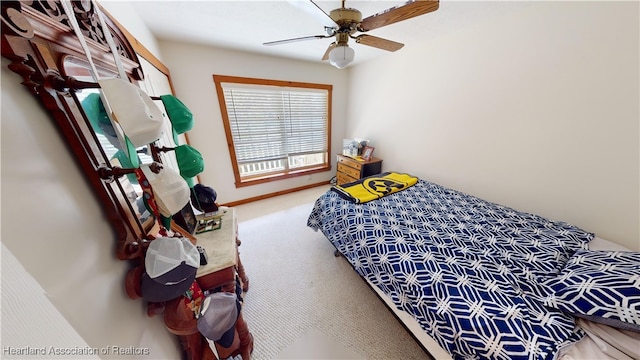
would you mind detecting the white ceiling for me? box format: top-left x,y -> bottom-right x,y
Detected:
128,1 -> 532,67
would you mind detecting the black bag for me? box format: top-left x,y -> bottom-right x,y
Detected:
191,184 -> 218,213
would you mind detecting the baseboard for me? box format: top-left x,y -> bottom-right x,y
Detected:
221,181 -> 331,207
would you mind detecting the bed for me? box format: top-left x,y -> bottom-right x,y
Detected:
307,173 -> 640,360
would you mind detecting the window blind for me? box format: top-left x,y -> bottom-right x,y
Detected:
222,85 -> 328,165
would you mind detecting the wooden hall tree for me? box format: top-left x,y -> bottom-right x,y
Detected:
1,1 -> 252,359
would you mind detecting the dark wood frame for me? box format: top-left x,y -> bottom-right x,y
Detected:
1,0 -> 156,261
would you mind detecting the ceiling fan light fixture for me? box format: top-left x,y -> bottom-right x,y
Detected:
328,45 -> 354,69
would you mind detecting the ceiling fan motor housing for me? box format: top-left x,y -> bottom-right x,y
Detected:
330,7 -> 362,33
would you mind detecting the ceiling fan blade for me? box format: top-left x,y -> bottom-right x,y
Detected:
355,34 -> 404,52
359,0 -> 439,32
288,0 -> 338,30
322,43 -> 337,61
264,34 -> 331,46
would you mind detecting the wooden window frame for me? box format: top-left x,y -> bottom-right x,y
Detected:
213,75 -> 333,187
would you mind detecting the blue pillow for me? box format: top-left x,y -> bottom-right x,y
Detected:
546,249 -> 640,332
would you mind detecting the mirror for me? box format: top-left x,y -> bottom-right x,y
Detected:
63,56 -> 156,231
0,0 -> 169,260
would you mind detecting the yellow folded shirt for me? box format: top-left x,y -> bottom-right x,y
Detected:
332,172 -> 418,204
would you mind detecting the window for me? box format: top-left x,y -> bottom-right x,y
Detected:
214,75 -> 332,187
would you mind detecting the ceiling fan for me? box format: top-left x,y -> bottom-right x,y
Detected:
263,0 -> 439,69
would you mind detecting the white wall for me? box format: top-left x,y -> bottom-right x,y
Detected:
99,1 -> 162,60
156,41 -> 349,203
346,1 -> 639,250
1,243 -> 100,359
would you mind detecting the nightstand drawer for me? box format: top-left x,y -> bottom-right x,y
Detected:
337,156 -> 362,171
336,172 -> 357,186
337,163 -> 361,179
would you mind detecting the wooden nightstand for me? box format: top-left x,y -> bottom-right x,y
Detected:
336,154 -> 383,185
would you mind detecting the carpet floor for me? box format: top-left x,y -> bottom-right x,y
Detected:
237,197 -> 431,360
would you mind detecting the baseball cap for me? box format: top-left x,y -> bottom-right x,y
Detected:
82,93 -> 140,169
191,184 -> 218,213
99,78 -> 164,168
197,292 -> 240,347
140,164 -> 190,218
81,92 -> 115,138
175,144 -> 205,179
160,95 -> 194,144
141,237 -> 200,303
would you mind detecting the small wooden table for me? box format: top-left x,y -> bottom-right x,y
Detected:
195,208 -> 249,291
126,208 -> 253,360
192,208 -> 252,359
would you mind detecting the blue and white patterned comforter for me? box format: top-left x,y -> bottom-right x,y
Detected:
307,179 -> 594,360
